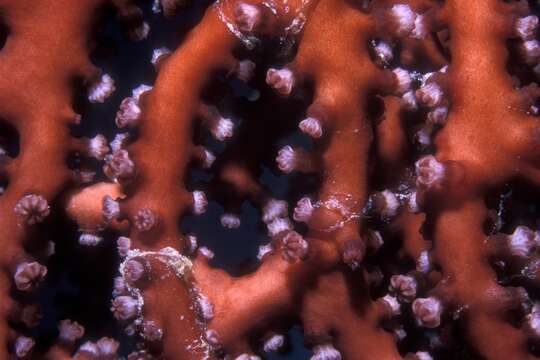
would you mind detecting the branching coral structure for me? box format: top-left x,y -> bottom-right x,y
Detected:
2,0 -> 540,359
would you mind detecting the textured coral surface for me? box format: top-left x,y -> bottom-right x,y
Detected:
2,0 -> 540,359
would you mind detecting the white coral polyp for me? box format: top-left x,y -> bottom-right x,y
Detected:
186,234 -> 198,254
79,233 -> 103,246
412,297 -> 443,328
116,98 -> 141,128
401,90 -> 418,110
132,84 -> 153,100
311,344 -> 342,360
110,133 -> 129,152
277,146 -> 296,173
416,250 -> 431,273
294,197 -> 314,222
526,304 -> 540,338
236,60 -> 256,82
374,40 -> 393,64
267,217 -> 293,238
412,352 -> 434,360
379,190 -> 400,218
205,329 -> 221,347
263,334 -> 285,352
523,40 -> 540,62
152,0 -> 161,13
516,16 -> 539,40
203,149 -> 216,169
88,74 -> 116,103
199,246 -> 215,259
262,199 -> 288,224
393,68 -> 412,94
299,117 -> 323,138
367,230 -> 384,251
151,47 -> 171,66
411,14 -> 427,39
234,2 -> 261,33
509,226 -> 535,258
78,341 -> 100,356
427,106 -> 448,125
192,191 -> 208,215
416,82 -> 443,108
131,22 -> 150,41
415,127 -> 432,147
266,68 -> 295,96
196,293 -> 214,320
220,213 -> 241,229
103,196 -> 120,222
408,191 -> 420,213
235,355 -> 261,360
212,117 -> 234,141
415,155 -> 445,188
381,294 -> 401,315
390,4 -> 416,36
257,243 -> 273,260
88,134 -> 109,160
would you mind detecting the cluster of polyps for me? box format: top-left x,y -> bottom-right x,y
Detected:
10,0 -> 540,359
111,247 -> 202,344
0,0 -> 176,357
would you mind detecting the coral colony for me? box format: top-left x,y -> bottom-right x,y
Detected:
3,0 -> 540,359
